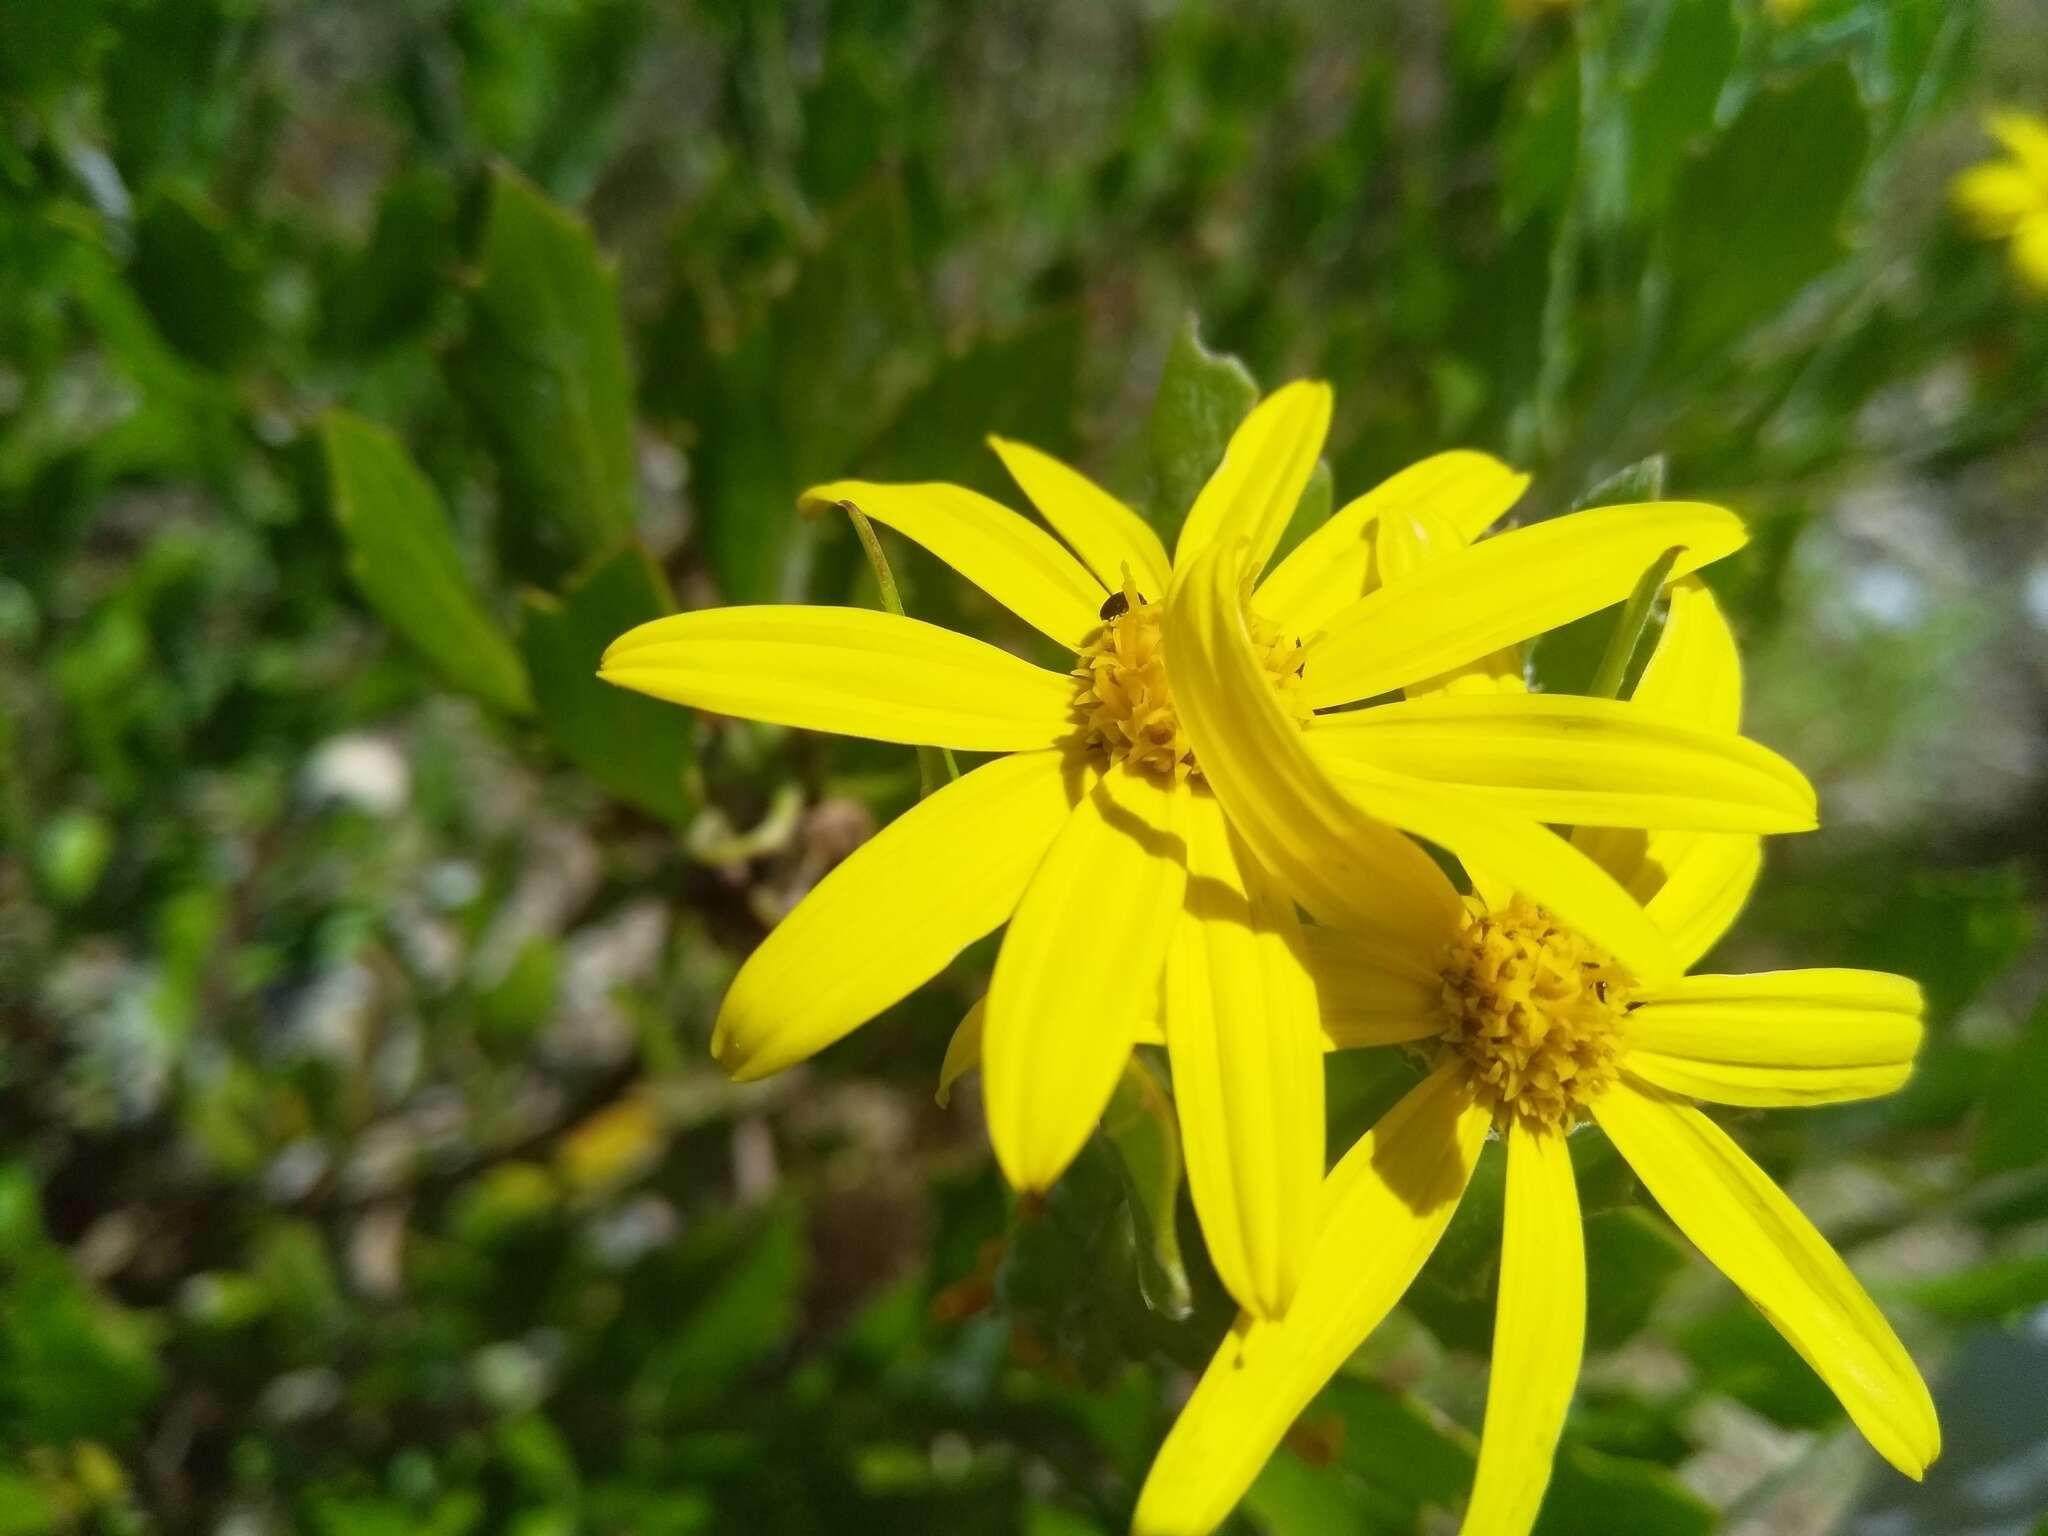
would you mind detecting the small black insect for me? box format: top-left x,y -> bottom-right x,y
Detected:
1100,590 -> 1137,620
1595,980 -> 1610,1003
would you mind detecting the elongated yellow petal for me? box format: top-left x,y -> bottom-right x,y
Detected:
940,995 -> 1166,1106
1300,925 -> 1441,1048
1165,792 -> 1325,1318
1951,163 -> 2038,236
1255,451 -> 1530,632
800,479 -> 1107,648
1304,502 -> 1748,709
713,751 -> 1083,1080
936,1000 -> 984,1108
602,605 -> 1079,752
1313,693 -> 1816,833
1594,1081 -> 1940,1478
1568,579 -> 1760,960
983,763 -> 1187,1192
1373,498 -> 1528,698
1133,1065 -> 1491,1536
1173,382 -> 1333,576
1316,751 -> 1679,984
1165,542 -> 1464,953
1624,970 -> 1923,1107
1460,1120 -> 1584,1536
1988,110 -> 2048,180
987,436 -> 1174,597
1627,577 -> 1744,729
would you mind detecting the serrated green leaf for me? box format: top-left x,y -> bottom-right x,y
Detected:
1665,63 -> 1870,363
521,544 -> 694,824
321,410 -> 533,715
453,166 -> 638,569
1147,317 -> 1258,537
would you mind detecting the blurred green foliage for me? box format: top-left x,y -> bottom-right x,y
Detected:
2,0 -> 2046,1532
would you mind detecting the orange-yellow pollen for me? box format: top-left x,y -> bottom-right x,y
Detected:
1072,572 -> 1306,780
1438,896 -> 1630,1130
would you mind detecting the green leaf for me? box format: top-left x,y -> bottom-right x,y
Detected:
1586,546 -> 1682,700
129,189 -> 262,372
453,166 -> 638,570
321,411 -> 533,715
1679,1304 -> 1840,1430
1531,1441 -> 1714,1536
1322,1377 -> 1476,1515
697,175 -> 930,603
1244,1447 -> 1383,1536
1582,1207 -> 1687,1350
0,0 -> 106,101
1904,1248 -> 2048,1324
1571,455 -> 1668,512
859,309 -> 1085,499
1146,316 -> 1258,538
1664,63 -> 1870,364
1101,1054 -> 1192,1320
1974,995 -> 2048,1174
520,544 -> 695,824
1621,0 -> 1739,220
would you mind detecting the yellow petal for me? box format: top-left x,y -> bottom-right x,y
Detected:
1312,693 -> 1817,833
602,605 -> 1079,752
1256,451 -> 1530,633
1173,381 -> 1333,577
1570,578 -> 1759,946
1165,792 -> 1325,1318
1372,500 -> 1529,698
1460,1120 -> 1584,1536
1132,1065 -> 1491,1536
1950,162 -> 2038,237
1165,542 -> 1464,953
1594,1081 -> 1940,1478
1300,925 -> 1442,1049
1315,749 -> 1680,985
987,436 -> 1174,597
1631,577 -> 1743,730
1987,110 -> 2048,180
1625,969 -> 1923,1107
1303,502 -> 1748,709
713,751 -> 1084,1080
936,999 -> 985,1108
800,479 -> 1107,648
2012,212 -> 2048,296
983,763 -> 1187,1192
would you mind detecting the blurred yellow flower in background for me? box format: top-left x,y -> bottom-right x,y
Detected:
1130,552 -> 1939,1536
1952,111 -> 2048,294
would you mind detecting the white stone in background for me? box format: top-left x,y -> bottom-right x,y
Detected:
300,732 -> 409,816
548,898 -> 670,1067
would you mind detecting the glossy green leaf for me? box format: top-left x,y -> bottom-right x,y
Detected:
520,544 -> 694,824
1665,63 -> 1871,363
322,410 -> 533,715
453,166 -> 638,568
1147,316 -> 1258,536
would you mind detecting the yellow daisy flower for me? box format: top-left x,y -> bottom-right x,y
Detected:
1952,111 -> 2048,295
1131,551 -> 1940,1536
601,382 -> 1813,1320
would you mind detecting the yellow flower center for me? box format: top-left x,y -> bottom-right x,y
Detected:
1437,896 -> 1631,1131
1071,573 -> 1307,780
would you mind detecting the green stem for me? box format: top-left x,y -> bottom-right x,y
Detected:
1587,546 -> 1681,701
843,502 -> 959,795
